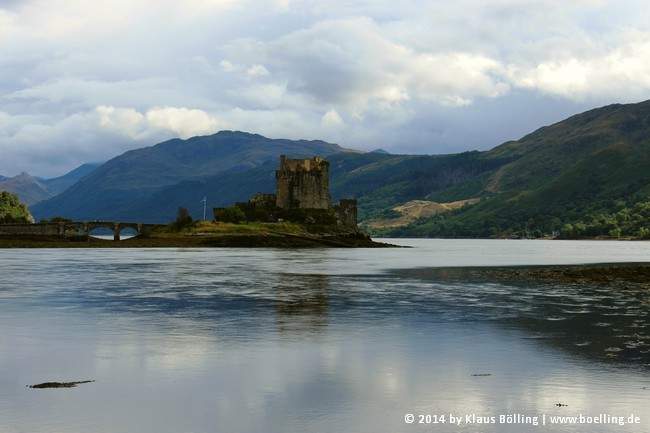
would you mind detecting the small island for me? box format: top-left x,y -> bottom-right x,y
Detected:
0,156 -> 394,248
0,222 -> 389,248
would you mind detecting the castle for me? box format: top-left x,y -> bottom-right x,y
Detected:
276,155 -> 330,209
214,155 -> 357,228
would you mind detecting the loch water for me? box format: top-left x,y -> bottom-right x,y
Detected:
0,239 -> 649,433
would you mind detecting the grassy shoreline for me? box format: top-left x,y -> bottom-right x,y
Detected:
0,220 -> 400,248
0,232 -> 394,248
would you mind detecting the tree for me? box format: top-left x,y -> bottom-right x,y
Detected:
218,206 -> 246,224
608,227 -> 622,238
0,191 -> 33,223
560,223 -> 574,239
168,207 -> 193,231
40,216 -> 72,223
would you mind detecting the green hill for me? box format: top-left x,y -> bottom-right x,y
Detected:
375,100 -> 650,238
326,151 -> 512,218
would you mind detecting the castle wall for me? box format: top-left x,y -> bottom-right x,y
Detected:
275,155 -> 331,210
249,193 -> 277,208
334,199 -> 358,228
229,154 -> 358,228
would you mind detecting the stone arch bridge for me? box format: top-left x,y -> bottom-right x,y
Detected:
0,221 -> 165,240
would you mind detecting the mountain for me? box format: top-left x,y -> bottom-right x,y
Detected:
369,100 -> 650,238
328,151 -> 512,216
31,131 -> 355,222
0,163 -> 102,207
27,101 -> 650,238
0,172 -> 51,206
38,163 -> 102,196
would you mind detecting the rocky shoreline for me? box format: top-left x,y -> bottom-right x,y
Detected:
0,233 -> 397,248
395,262 -> 650,290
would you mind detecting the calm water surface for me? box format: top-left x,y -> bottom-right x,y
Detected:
0,239 -> 649,433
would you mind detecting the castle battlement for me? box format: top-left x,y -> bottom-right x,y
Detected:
279,155 -> 327,172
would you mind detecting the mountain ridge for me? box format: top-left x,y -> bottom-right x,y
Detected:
0,172 -> 51,206
0,163 -> 102,207
380,100 -> 650,238
31,131 -> 355,221
17,100 -> 650,239
38,163 -> 103,195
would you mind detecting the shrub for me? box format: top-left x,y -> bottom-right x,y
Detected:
0,191 -> 33,223
217,206 -> 246,224
167,207 -> 193,232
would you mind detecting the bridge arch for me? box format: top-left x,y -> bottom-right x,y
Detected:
60,221 -> 143,240
86,222 -> 143,240
0,221 -> 165,239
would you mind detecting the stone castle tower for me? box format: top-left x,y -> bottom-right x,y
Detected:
215,155 -> 357,228
275,155 -> 331,209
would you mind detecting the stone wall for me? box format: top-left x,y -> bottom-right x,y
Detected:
249,193 -> 277,208
0,223 -> 62,235
275,155 -> 331,210
333,199 -> 358,228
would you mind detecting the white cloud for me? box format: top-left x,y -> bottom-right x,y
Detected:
510,30 -> 650,101
3,77 -> 199,119
3,0 -> 242,42
219,60 -> 240,73
321,108 -> 345,130
247,64 -> 270,77
97,105 -> 230,140
96,106 -> 149,140
221,16 -> 510,115
226,107 -> 318,140
0,104 -> 233,177
3,0 -> 650,177
219,60 -> 270,78
0,109 -> 132,177
228,82 -> 289,109
145,107 -> 228,138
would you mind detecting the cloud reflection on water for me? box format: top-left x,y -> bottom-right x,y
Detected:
1,244 -> 650,432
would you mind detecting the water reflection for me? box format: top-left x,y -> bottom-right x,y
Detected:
2,246 -> 650,433
392,267 -> 650,368
274,274 -> 329,336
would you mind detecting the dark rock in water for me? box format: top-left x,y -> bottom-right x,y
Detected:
28,380 -> 94,389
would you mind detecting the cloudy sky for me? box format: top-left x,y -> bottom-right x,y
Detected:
2,0 -> 650,177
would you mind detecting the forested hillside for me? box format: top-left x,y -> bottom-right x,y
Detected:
372,101 -> 650,238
